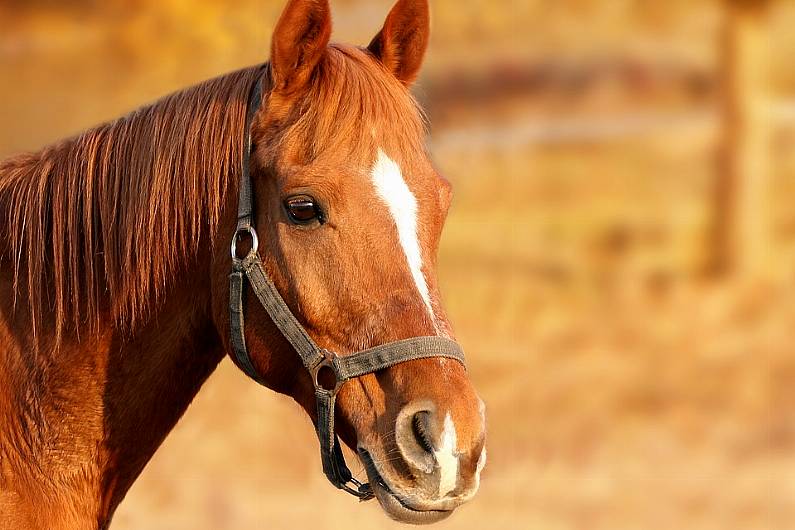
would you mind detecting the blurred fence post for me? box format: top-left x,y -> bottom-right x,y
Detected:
712,0 -> 771,278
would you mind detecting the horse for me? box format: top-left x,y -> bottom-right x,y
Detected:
0,0 -> 486,527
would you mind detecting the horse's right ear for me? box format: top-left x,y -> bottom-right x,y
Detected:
367,0 -> 429,86
270,0 -> 332,94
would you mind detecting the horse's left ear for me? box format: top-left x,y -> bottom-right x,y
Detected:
367,0 -> 430,86
271,0 -> 332,94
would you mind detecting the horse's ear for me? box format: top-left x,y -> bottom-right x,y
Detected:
367,0 -> 429,86
270,0 -> 332,93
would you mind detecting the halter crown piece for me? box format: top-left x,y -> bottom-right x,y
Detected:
228,76 -> 466,499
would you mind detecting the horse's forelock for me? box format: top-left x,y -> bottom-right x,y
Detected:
266,44 -> 428,165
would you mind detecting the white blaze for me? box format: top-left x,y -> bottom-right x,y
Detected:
371,150 -> 459,495
370,149 -> 436,326
475,447 -> 487,480
434,413 -> 459,496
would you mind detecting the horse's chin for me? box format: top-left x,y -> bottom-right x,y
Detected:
359,450 -> 454,525
371,479 -> 453,525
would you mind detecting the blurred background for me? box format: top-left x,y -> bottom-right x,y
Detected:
0,0 -> 792,529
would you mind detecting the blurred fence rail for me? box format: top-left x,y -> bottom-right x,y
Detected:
433,100 -> 794,149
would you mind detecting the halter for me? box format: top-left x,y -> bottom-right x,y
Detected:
228,76 -> 466,499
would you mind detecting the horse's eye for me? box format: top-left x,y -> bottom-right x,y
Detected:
284,196 -> 322,224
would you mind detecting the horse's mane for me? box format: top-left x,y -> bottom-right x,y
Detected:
0,66 -> 262,342
0,44 -> 426,345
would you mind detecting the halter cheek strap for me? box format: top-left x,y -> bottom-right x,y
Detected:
228,76 -> 466,500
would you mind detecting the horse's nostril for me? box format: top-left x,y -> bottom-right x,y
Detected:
412,411 -> 435,454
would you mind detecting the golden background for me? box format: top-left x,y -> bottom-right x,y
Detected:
0,1 -> 792,529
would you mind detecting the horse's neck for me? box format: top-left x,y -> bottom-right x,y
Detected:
0,272 -> 226,529
0,158 -> 227,529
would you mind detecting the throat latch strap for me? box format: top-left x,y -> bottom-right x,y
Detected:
228,77 -> 466,500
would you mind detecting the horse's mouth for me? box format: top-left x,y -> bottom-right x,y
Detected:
358,449 -> 453,525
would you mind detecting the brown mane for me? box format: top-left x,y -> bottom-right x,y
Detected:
0,44 -> 426,346
0,66 -> 261,343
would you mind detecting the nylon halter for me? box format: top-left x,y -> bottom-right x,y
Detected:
228,76 -> 466,500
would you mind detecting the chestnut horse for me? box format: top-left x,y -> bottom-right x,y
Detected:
0,0 -> 486,527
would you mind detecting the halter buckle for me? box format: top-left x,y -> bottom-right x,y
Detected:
311,349 -> 344,396
341,477 -> 375,501
231,225 -> 259,264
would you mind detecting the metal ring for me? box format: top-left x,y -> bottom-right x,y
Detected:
311,350 -> 344,396
230,225 -> 259,262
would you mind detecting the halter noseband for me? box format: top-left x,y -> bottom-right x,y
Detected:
228,77 -> 466,500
